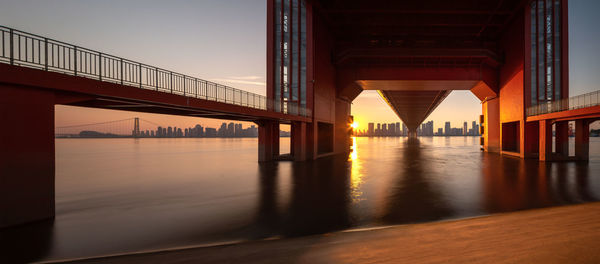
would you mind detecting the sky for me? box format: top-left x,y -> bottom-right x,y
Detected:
0,0 -> 598,132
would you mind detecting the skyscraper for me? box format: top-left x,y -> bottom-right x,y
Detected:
463,122 -> 468,136
445,122 -> 451,136
368,123 -> 374,136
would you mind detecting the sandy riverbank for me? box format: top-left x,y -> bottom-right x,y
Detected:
51,202 -> 600,263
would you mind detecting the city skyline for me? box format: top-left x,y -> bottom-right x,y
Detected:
56,121 -> 266,138
1,0 -> 599,132
355,120 -> 481,137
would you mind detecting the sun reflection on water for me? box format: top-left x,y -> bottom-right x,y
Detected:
349,137 -> 364,203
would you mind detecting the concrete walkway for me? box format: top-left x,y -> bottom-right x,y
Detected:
60,202 -> 600,264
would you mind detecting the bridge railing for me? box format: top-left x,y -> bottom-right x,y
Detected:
0,26 -> 311,117
526,90 -> 600,116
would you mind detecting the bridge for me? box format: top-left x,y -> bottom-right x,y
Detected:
1,0 -> 600,228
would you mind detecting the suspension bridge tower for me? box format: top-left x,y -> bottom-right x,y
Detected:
132,117 -> 140,138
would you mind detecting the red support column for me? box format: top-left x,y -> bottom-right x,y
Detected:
291,121 -> 307,161
574,119 -> 590,161
258,120 -> 279,162
539,120 -> 553,161
483,98 -> 500,153
555,121 -> 569,157
524,121 -> 540,158
408,129 -> 417,138
0,85 -> 55,228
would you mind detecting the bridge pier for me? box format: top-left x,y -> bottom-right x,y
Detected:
258,120 -> 280,162
408,130 -> 417,138
538,120 -> 553,161
0,84 -> 55,228
575,119 -> 590,161
291,121 -> 309,161
555,121 -> 569,157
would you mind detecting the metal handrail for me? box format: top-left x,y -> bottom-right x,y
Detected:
526,90 -> 600,116
0,25 -> 311,117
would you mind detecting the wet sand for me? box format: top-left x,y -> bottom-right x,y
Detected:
53,202 -> 600,264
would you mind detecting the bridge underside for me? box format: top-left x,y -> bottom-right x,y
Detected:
379,90 -> 451,131
319,0 -> 518,135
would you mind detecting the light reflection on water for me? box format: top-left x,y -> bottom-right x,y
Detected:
349,137 -> 365,203
1,136 -> 599,262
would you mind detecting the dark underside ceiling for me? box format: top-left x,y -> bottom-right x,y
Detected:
315,0 -> 525,54
314,0 -> 523,127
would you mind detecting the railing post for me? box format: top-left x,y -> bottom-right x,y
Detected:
155,69 -> 159,91
183,76 -> 186,96
44,38 -> 48,71
98,53 -> 102,81
170,72 -> 173,93
9,28 -> 14,65
120,58 -> 124,85
73,46 -> 78,76
139,63 -> 142,88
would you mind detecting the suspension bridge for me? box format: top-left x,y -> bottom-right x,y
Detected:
55,118 -> 160,138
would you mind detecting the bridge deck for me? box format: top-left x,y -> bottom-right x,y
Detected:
0,63 -> 310,123
526,105 -> 600,122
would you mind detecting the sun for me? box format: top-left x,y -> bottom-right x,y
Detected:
350,122 -> 359,129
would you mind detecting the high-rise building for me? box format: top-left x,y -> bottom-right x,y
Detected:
368,123 -> 374,136
218,123 -> 227,137
463,122 -> 468,136
445,122 -> 451,136
227,123 -> 235,137
234,123 -> 242,137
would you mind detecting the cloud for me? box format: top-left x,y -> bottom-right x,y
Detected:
227,76 -> 263,80
212,79 -> 266,86
212,75 -> 266,86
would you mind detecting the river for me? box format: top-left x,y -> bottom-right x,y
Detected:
2,136 -> 600,262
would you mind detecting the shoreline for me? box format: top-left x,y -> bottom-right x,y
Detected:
40,202 -> 600,263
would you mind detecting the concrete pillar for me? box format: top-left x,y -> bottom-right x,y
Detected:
291,121 -> 308,161
334,98 -> 351,154
554,121 -> 569,157
575,119 -> 590,161
483,98 -> 500,153
306,122 -> 316,160
408,129 -> 417,138
539,120 -> 553,161
258,120 -> 279,162
524,121 -> 539,158
0,85 -> 55,228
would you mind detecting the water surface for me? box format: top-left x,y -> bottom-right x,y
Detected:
2,137 -> 599,262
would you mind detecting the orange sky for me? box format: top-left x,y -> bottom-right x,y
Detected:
3,0 -> 599,132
